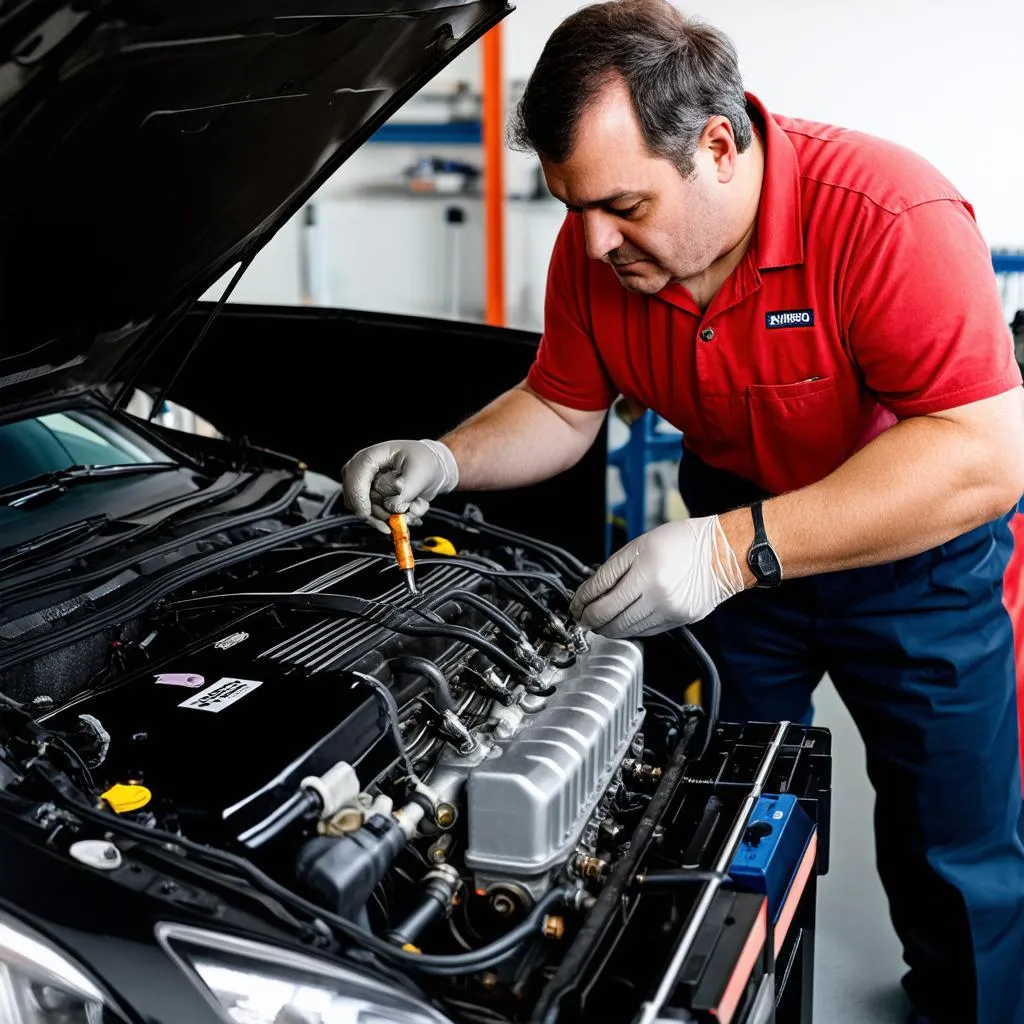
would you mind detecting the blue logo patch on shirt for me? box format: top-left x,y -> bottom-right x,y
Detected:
765,309 -> 815,329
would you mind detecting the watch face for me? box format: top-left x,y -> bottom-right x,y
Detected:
751,544 -> 781,585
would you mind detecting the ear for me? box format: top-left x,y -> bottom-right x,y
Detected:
701,115 -> 738,184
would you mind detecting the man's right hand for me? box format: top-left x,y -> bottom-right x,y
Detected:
341,439 -> 459,533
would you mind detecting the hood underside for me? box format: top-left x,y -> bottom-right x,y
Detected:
0,0 -> 508,412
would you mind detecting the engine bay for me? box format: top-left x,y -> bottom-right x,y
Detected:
0,505 -> 829,1024
41,520 -> 655,901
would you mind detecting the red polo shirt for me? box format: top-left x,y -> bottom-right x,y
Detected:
526,93 -> 1020,496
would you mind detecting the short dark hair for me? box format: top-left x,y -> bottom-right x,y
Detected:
507,0 -> 753,179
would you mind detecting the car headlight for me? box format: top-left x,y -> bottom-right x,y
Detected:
157,923 -> 455,1024
0,909 -> 128,1024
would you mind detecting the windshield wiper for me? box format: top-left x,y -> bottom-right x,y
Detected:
0,463 -> 180,509
0,515 -> 111,573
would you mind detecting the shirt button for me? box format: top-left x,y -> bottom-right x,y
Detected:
700,327 -> 715,342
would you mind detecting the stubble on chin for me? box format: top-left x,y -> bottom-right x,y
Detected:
614,265 -> 671,295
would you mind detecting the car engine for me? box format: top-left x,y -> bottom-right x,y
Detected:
0,506 -> 704,1022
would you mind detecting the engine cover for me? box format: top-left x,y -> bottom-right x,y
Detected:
464,633 -> 644,886
38,546 -> 489,843
42,640 -> 402,843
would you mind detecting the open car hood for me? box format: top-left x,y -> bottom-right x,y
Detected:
0,0 -> 508,412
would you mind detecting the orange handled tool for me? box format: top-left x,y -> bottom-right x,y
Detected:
388,513 -> 418,595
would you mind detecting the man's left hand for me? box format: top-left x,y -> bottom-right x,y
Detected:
569,515 -> 746,638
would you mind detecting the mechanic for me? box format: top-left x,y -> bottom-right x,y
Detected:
340,2 -> 1024,1022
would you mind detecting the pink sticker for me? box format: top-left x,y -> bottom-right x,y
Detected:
155,673 -> 205,689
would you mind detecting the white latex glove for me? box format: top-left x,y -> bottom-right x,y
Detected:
569,515 -> 745,638
341,439 -> 459,534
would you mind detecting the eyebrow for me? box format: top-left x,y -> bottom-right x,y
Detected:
556,191 -> 641,211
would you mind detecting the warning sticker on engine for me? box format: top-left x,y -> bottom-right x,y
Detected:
178,677 -> 262,713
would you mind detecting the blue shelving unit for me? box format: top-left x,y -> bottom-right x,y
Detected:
368,121 -> 482,145
993,250 -> 1024,274
606,412 -> 682,556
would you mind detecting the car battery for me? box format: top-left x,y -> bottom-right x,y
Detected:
728,793 -> 815,924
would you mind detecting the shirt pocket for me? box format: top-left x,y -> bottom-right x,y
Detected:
745,376 -> 844,492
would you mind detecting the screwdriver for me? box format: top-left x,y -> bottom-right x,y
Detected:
388,513 -> 418,595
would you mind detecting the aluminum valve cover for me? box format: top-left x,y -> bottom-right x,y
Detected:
464,633 -> 644,880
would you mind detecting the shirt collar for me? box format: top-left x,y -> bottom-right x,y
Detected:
746,92 -> 804,270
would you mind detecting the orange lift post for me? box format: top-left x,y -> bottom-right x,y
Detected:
482,21 -> 505,327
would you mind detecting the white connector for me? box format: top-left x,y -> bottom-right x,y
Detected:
369,793 -> 394,818
393,801 -> 426,839
301,761 -> 360,819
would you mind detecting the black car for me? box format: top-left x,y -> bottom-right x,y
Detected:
0,4 -> 831,1023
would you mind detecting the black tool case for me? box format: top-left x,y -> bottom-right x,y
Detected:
534,720 -> 833,1024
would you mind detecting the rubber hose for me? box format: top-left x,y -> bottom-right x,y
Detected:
642,683 -> 688,724
396,885 -> 576,975
345,549 -> 571,601
671,626 -> 722,759
415,557 -> 573,602
349,670 -> 416,778
239,788 -> 320,849
337,549 -> 562,624
471,569 -> 564,624
426,508 -> 591,583
422,588 -> 529,647
386,655 -> 458,716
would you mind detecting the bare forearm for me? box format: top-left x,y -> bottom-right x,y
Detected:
440,383 -> 605,491
720,390 -> 1024,587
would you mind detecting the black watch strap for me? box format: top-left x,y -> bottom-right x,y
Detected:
747,501 -> 783,588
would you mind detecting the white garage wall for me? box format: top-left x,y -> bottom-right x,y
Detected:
216,1 -> 1024,313
498,0 -> 1024,246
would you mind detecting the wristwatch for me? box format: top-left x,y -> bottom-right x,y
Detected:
747,501 -> 783,588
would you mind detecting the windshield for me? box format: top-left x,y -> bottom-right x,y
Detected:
0,408 -> 185,542
0,411 -> 157,491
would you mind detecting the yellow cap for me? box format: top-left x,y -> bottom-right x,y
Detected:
402,943 -> 421,954
684,678 -> 702,706
421,536 -> 457,556
101,784 -> 152,814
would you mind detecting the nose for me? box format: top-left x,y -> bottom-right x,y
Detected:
582,211 -> 624,262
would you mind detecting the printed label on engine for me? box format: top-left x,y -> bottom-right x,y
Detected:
214,631 -> 249,650
178,677 -> 262,713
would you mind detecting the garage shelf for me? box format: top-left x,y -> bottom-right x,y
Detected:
607,411 -> 682,555
993,250 -> 1024,274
